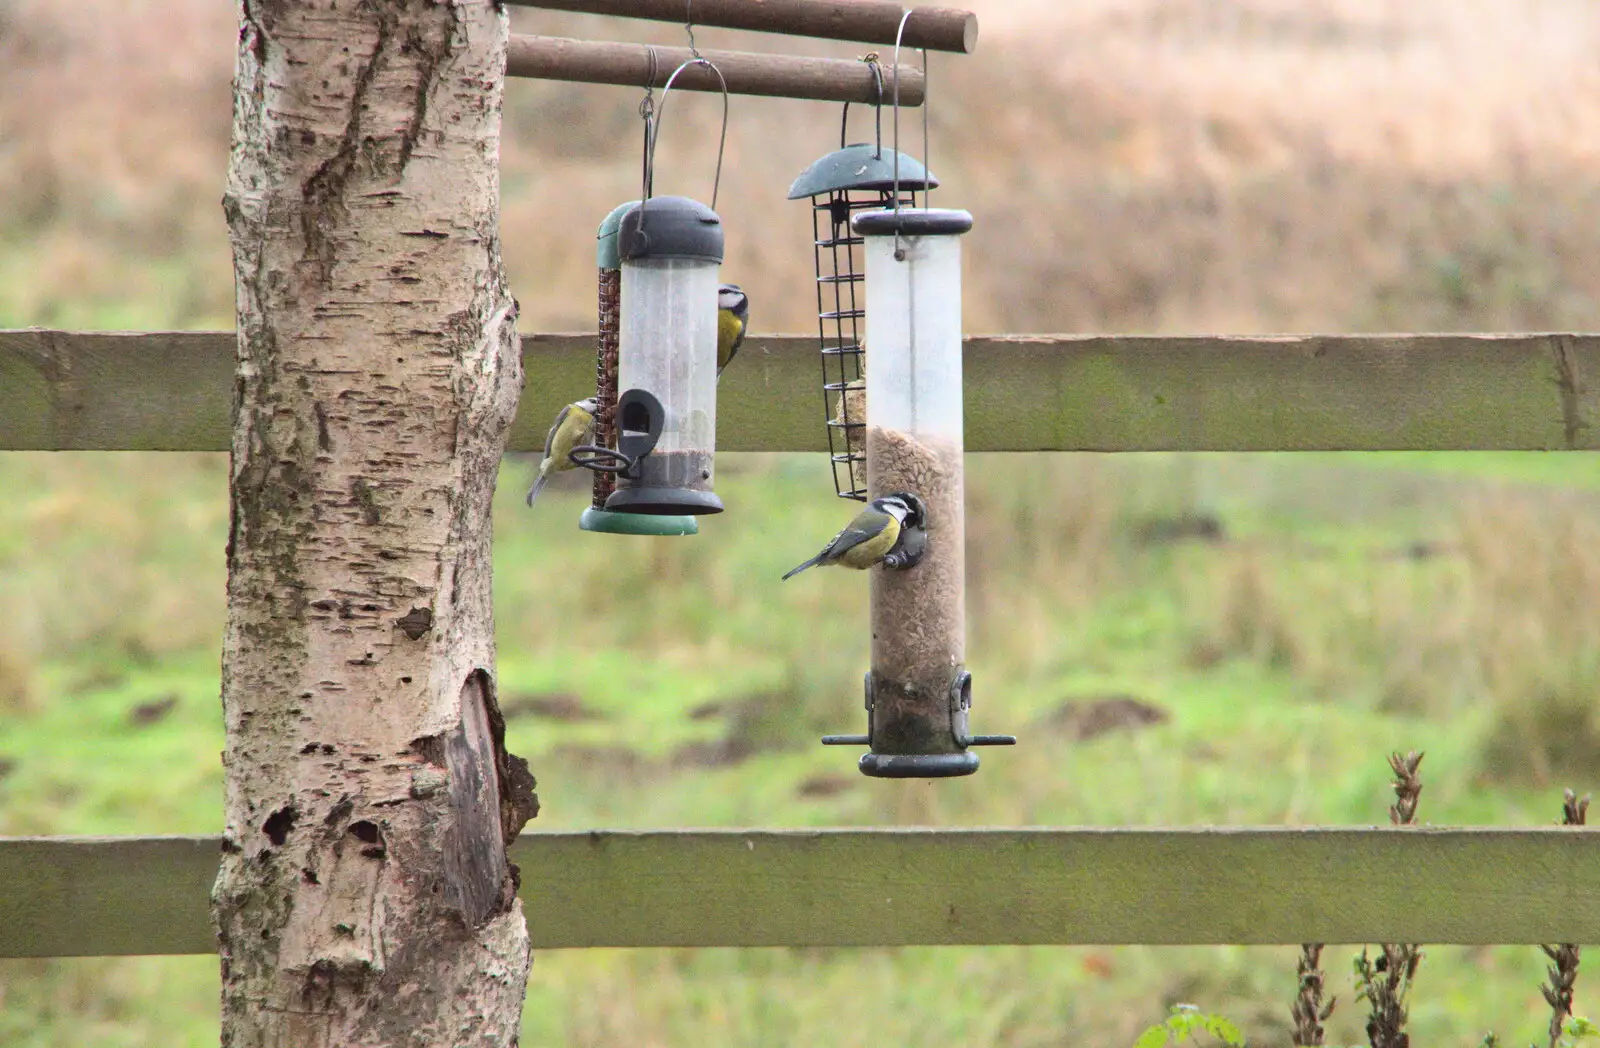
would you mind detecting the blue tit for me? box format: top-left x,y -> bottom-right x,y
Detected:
782,493 -> 916,580
525,396 -> 598,507
717,284 -> 748,379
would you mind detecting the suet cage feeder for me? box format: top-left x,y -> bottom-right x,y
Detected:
579,200 -> 700,536
822,205 -> 1014,777
788,142 -> 936,502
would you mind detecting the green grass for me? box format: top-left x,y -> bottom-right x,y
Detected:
0,449 -> 1596,1046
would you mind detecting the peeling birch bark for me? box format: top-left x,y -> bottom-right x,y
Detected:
214,0 -> 537,1043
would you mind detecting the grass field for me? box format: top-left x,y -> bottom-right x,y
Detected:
3,449 -> 1599,1046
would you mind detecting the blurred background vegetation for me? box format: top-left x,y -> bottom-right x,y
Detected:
3,0 -> 1600,1044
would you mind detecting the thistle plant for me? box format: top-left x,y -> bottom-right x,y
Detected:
1293,942 -> 1336,1046
1541,790 -> 1590,1048
1357,751 -> 1425,1048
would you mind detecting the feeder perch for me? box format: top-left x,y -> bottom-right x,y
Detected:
788,144 -> 936,501
578,201 -> 700,536
601,194 -> 726,516
821,205 -> 1015,778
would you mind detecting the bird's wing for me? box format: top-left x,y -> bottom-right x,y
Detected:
820,508 -> 890,560
542,403 -> 572,462
548,404 -> 595,471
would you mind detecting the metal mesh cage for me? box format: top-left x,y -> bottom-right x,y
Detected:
791,143 -> 937,502
811,189 -> 893,501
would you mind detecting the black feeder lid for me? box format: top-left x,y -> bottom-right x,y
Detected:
617,195 -> 724,263
787,144 -> 939,200
852,207 -> 974,237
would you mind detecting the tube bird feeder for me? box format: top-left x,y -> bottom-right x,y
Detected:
603,195 -> 726,516
822,205 -> 1013,777
579,201 -> 700,535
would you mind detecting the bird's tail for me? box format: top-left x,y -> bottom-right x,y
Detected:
781,555 -> 824,581
524,466 -> 551,507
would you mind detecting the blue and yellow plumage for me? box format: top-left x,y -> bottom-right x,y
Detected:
782,494 -> 915,580
525,397 -> 597,507
717,284 -> 748,379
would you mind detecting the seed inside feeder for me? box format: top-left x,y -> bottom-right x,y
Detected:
867,425 -> 965,753
634,448 -> 715,491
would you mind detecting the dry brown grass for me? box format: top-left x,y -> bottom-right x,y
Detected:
4,0 -> 1600,335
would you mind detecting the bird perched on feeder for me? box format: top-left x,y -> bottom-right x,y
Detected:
525,397 -> 598,507
717,283 -> 749,379
782,492 -> 920,580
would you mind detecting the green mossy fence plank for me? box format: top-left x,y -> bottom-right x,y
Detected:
2,828 -> 1596,957
2,330 -> 1597,453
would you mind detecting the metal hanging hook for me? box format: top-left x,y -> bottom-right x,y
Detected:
684,0 -> 703,60
641,56 -> 730,213
889,6 -> 914,257
921,46 -> 932,210
637,46 -> 660,202
839,55 -> 886,155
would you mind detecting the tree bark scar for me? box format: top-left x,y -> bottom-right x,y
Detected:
397,20 -> 450,173
479,672 -> 539,848
313,402 -> 331,453
298,0 -> 457,286
395,606 -> 433,640
239,0 -> 269,63
299,0 -> 394,285
442,671 -> 515,926
1552,335 -> 1588,450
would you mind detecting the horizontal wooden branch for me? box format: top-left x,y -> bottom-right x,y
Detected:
507,35 -> 923,104
3,330 -> 1599,452
507,0 -> 979,55
2,828 -> 1597,956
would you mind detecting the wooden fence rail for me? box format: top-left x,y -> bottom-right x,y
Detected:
2,330 -> 1597,453
3,828 -> 1597,957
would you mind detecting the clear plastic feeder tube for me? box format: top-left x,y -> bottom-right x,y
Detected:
619,258 -> 719,483
855,207 -> 973,766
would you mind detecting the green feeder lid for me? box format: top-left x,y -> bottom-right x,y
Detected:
787,144 -> 939,200
578,506 -> 699,536
596,200 -> 642,270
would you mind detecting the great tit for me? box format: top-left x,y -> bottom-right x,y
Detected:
781,493 -> 918,580
525,397 -> 598,507
717,284 -> 748,379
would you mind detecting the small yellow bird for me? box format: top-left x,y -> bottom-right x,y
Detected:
717,284 -> 748,379
782,494 -> 916,580
525,397 -> 597,507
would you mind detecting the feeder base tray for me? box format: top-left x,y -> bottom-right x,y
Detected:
858,751 -> 980,778
578,507 -> 699,536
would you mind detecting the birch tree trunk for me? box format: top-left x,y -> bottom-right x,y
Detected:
215,0 -> 538,1043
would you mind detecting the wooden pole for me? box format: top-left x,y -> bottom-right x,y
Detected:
507,34 -> 924,105
507,0 -> 979,54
